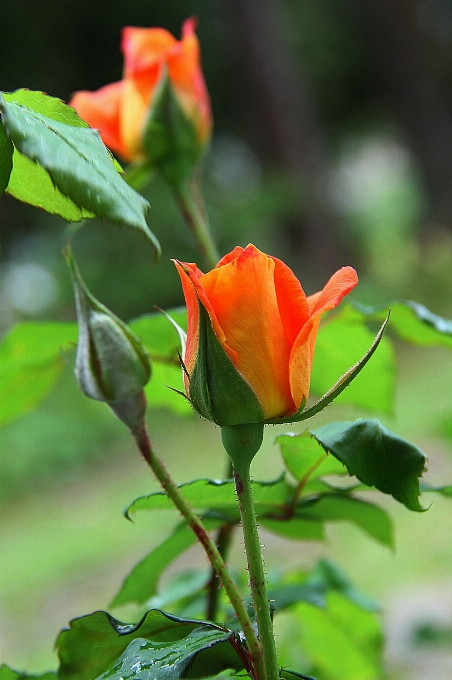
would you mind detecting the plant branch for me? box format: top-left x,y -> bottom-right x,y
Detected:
134,424 -> 267,680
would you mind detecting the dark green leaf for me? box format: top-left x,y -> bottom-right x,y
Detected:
280,670 -> 318,680
296,495 -> 394,547
311,310 -> 395,413
0,117 -> 13,194
95,627 -> 233,680
277,431 -> 346,482
0,92 -> 158,254
269,316 -> 389,424
111,517 -> 223,608
0,322 -> 77,427
312,419 -> 428,511
56,609 -> 235,680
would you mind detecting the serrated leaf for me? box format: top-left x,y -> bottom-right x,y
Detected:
312,419 -> 428,511
125,477 -> 290,519
111,517 -> 223,608
95,627 -> 233,680
0,118 -> 13,194
311,311 -> 395,413
0,91 -> 159,254
296,495 -> 394,547
56,609 -> 236,680
277,431 -> 346,482
0,322 -> 77,427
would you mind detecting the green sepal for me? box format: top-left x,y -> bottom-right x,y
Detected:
268,313 -> 389,424
142,67 -> 204,187
189,300 -> 265,425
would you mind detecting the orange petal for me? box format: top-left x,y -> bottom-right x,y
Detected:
307,266 -> 358,316
271,255 -> 310,347
289,266 -> 358,408
69,82 -> 130,160
121,27 -> 177,77
119,76 -> 154,159
200,244 -> 294,419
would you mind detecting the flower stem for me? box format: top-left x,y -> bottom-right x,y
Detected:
134,424 -> 267,680
233,459 -> 279,680
174,172 -> 220,270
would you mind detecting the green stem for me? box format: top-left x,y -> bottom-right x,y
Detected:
233,458 -> 279,680
174,173 -> 220,270
134,424 -> 267,680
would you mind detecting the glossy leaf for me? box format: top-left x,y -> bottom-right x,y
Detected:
296,495 -> 394,547
95,627 -> 233,680
277,431 -> 346,482
312,419 -> 428,511
0,322 -> 77,427
311,310 -> 395,413
0,118 -> 13,194
111,517 -> 223,607
0,91 -> 159,254
56,609 -> 236,680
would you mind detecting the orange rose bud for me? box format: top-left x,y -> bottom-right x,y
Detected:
70,18 -> 211,181
174,244 -> 358,425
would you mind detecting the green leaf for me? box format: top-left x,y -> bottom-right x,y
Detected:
277,431 -> 346,482
95,627 -> 233,680
290,593 -> 383,680
356,300 -> 452,348
0,668 -> 55,680
279,671 -> 318,680
260,517 -> 324,541
129,309 -> 191,414
269,315 -> 389,424
420,481 -> 452,497
312,419 -> 428,511
0,321 -> 77,427
111,517 -> 223,608
269,559 -> 379,615
125,477 -> 290,519
0,117 -> 13,194
296,495 -> 394,547
56,609 -> 237,680
0,91 -> 159,254
311,309 -> 395,413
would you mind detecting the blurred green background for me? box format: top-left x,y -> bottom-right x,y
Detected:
1,1 -> 452,678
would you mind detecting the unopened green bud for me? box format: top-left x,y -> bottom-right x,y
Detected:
65,247 -> 151,433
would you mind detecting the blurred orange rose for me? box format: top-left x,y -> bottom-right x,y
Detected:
70,18 -> 211,164
174,244 -> 358,424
